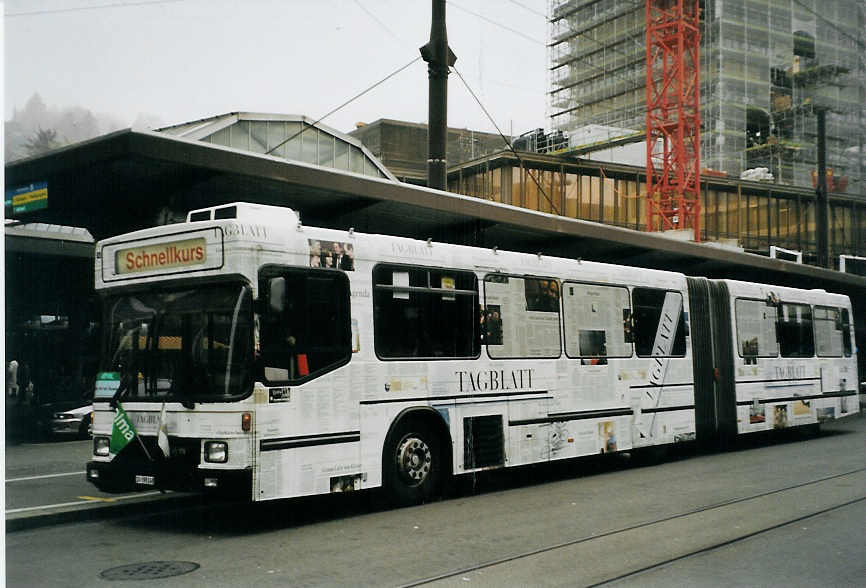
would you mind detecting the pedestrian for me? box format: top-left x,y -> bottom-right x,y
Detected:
7,359 -> 19,399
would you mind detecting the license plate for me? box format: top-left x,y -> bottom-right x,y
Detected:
135,475 -> 155,486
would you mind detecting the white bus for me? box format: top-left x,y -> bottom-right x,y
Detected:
86,202 -> 859,504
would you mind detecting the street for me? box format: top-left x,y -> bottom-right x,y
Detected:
7,438 -> 100,512
5,438 -> 182,520
6,413 -> 866,587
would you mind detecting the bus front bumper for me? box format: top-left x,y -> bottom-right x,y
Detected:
86,460 -> 252,498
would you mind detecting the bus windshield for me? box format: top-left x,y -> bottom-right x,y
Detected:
102,283 -> 254,403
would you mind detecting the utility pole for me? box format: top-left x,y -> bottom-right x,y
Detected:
420,0 -> 456,191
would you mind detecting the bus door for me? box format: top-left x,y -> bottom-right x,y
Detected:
686,278 -> 736,445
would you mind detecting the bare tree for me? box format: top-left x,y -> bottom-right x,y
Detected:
23,127 -> 61,156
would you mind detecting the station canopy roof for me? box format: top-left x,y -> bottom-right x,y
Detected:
4,220 -> 94,258
156,112 -> 395,181
4,114 -> 864,296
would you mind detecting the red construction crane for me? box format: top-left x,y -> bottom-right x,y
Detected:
645,0 -> 702,241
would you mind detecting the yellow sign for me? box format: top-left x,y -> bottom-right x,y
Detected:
13,187 -> 47,206
116,238 -> 206,275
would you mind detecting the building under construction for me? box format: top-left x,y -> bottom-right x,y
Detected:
548,0 -> 865,194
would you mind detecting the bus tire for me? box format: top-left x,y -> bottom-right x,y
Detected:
384,420 -> 441,506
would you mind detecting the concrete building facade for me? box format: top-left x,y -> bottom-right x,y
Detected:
349,119 -> 507,185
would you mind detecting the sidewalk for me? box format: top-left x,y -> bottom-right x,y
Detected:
6,490 -> 198,532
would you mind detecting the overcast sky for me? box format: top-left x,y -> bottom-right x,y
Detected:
5,0 -> 549,136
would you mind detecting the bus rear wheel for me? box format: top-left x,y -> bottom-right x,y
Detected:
384,421 -> 441,506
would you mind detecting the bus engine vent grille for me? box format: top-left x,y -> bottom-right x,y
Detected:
463,415 -> 504,469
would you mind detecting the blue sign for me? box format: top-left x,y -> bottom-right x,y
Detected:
5,181 -> 48,214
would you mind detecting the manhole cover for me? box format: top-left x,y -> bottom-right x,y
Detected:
100,561 -> 200,581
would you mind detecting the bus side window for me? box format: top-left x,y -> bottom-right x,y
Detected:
841,308 -> 852,357
814,306 -> 843,358
483,275 -> 561,359
632,288 -> 686,358
373,265 -> 479,360
735,298 -> 779,361
562,282 -> 632,362
778,302 -> 814,358
259,267 -> 351,384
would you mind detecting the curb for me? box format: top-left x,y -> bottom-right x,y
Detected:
6,493 -> 203,533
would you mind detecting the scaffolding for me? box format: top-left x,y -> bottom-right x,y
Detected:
548,0 -> 866,196
549,0 -> 647,136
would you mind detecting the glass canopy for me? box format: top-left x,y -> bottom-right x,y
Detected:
158,113 -> 394,181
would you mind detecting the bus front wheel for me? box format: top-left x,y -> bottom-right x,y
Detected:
384,421 -> 441,506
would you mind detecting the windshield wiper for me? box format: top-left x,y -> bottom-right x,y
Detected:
109,373 -> 133,409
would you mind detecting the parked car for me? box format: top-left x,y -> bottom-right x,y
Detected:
38,402 -> 93,439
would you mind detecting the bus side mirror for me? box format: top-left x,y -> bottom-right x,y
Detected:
268,277 -> 286,314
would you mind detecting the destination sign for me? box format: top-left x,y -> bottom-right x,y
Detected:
116,237 -> 206,275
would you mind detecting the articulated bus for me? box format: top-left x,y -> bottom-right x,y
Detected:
86,202 -> 859,504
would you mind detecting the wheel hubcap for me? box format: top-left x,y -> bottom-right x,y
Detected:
396,436 -> 432,486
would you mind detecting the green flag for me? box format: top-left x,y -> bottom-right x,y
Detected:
110,403 -> 138,456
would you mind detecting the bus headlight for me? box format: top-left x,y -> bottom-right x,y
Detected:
94,436 -> 110,457
204,441 -> 228,463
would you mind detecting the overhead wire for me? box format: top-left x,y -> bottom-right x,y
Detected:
264,56 -> 422,156
456,0 -> 639,140
352,0 -> 411,48
448,1 -> 545,47
447,0 -> 548,98
506,0 -> 547,19
488,0 -> 644,105
452,66 -> 560,216
5,0 -> 184,17
446,2 -> 558,213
